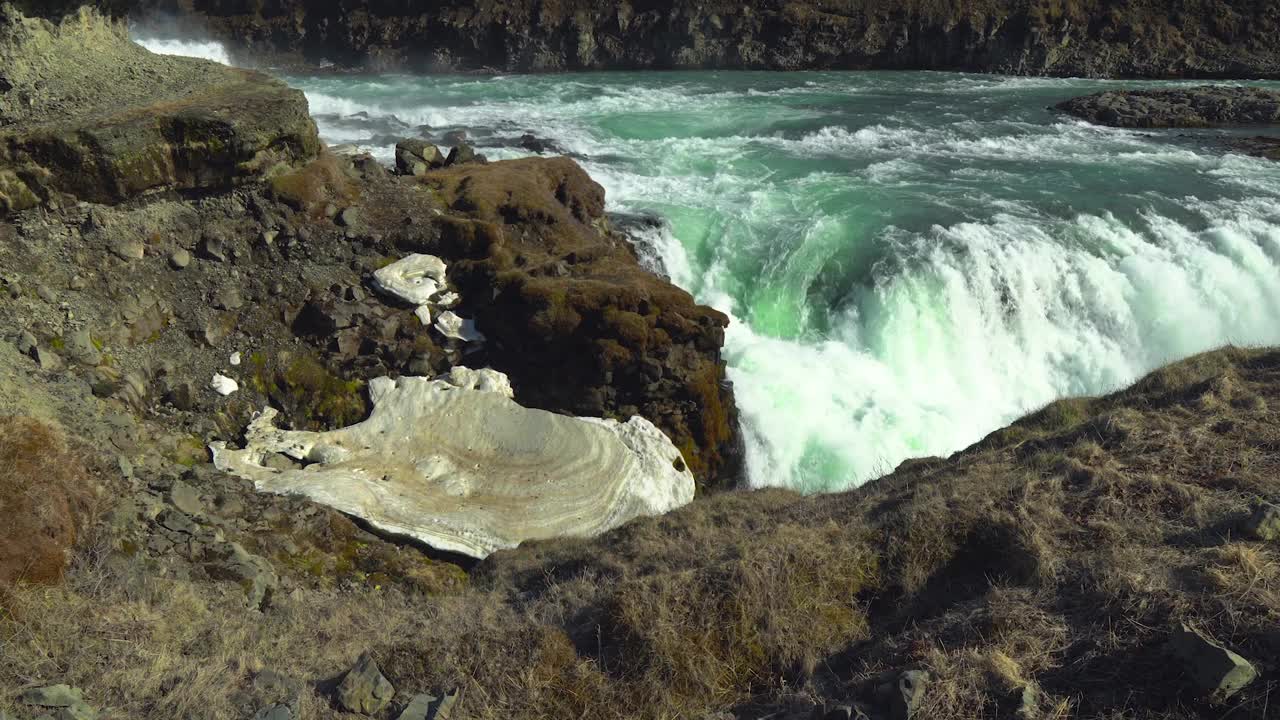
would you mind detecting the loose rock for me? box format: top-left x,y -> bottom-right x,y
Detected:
210,374 -> 239,396
1168,623 -> 1257,701
890,670 -> 928,720
1242,502 -> 1280,541
336,653 -> 395,715
168,249 -> 191,269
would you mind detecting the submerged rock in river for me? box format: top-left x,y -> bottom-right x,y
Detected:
1056,86 -> 1280,128
210,367 -> 695,559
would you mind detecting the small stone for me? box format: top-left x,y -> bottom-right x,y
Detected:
397,692 -> 458,720
230,351 -> 242,366
260,230 -> 279,247
169,479 -> 203,516
213,286 -> 243,311
36,283 -> 57,303
65,328 -> 101,366
55,703 -> 96,720
434,311 -> 485,343
110,239 -> 145,260
210,374 -> 239,396
21,685 -> 84,707
1169,623 -> 1258,701
69,275 -> 88,290
16,330 -> 36,354
253,705 -> 291,720
1242,503 -> 1280,541
414,305 -> 432,326
337,207 -> 361,228
337,653 -> 395,715
198,234 -> 229,262
169,249 -> 192,269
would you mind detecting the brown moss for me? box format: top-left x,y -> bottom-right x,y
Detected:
0,417 -> 96,586
268,151 -> 358,214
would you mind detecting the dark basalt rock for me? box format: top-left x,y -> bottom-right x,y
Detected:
1057,86 -> 1280,128
407,157 -> 745,490
125,0 -> 1280,78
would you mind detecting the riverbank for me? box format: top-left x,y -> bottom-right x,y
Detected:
2,6 -> 1280,720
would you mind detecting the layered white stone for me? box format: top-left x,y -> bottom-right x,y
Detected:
210,367 -> 694,559
371,254 -> 447,306
435,310 -> 485,343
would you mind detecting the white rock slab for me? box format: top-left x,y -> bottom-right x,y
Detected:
414,305 -> 432,326
210,374 -> 238,396
435,311 -> 485,343
210,367 -> 693,559
371,254 -> 447,306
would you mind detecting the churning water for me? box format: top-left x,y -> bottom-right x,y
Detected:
181,60 -> 1280,492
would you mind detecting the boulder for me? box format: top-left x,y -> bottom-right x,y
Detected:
337,653 -> 395,715
890,670 -> 928,719
395,138 -> 445,176
0,7 -> 319,215
1242,503 -> 1280,541
211,367 -> 695,559
1168,623 -> 1257,701
444,144 -> 485,166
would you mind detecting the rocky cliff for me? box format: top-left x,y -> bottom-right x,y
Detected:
0,5 -> 320,213
125,0 -> 1280,77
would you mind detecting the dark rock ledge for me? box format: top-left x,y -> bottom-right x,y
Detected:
0,6 -> 743,490
1056,86 -> 1280,129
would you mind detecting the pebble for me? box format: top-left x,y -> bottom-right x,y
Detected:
111,239 -> 146,260
169,249 -> 192,269
230,351 -> 242,366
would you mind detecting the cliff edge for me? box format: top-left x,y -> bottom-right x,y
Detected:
126,0 -> 1280,78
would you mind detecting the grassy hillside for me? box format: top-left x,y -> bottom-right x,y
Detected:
3,346 -> 1278,718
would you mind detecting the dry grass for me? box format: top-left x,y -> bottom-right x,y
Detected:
4,347 -> 1280,718
0,417 -> 100,586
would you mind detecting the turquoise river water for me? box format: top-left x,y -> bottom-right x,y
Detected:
135,38 -> 1280,493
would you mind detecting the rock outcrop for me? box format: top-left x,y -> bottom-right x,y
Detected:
211,367 -> 696,559
125,0 -> 1280,78
0,6 -> 319,214
411,157 -> 743,488
1057,86 -> 1280,128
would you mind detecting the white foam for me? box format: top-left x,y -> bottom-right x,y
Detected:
288,71 -> 1280,493
133,36 -> 232,65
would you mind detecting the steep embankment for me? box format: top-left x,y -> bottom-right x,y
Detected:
124,0 -> 1280,77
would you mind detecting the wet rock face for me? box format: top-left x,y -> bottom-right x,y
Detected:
0,7 -> 320,215
1057,86 -> 1280,128
413,157 -> 744,489
128,0 -> 1280,77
